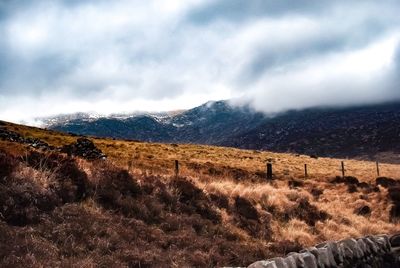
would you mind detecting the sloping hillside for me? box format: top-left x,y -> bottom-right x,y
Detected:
225,102 -> 400,161
0,121 -> 400,267
46,101 -> 266,144
46,101 -> 400,163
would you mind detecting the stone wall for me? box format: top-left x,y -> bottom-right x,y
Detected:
248,234 -> 400,268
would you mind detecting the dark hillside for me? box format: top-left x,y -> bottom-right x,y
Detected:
48,101 -> 400,162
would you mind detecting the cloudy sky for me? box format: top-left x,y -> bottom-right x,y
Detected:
0,0 -> 400,123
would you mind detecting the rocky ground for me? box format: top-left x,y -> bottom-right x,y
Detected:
0,125 -> 105,160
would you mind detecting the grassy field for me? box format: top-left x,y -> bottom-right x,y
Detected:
0,120 -> 399,267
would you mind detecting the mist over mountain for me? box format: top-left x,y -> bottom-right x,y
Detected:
46,100 -> 400,163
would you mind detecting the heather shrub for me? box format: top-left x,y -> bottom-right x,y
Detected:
171,178 -> 221,223
0,181 -> 59,226
288,198 -> 329,226
235,196 -> 259,221
24,151 -> 63,170
23,151 -> 89,203
55,159 -> 89,203
92,163 -> 141,218
0,151 -> 17,179
210,192 -> 230,209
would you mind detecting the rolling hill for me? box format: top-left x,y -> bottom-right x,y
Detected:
0,121 -> 399,266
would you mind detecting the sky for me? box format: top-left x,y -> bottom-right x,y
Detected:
0,0 -> 400,123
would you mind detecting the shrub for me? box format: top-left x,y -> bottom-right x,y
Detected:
310,188 -> 323,200
234,196 -> 259,221
56,159 -> 89,203
376,177 -> 398,188
22,151 -> 89,203
210,193 -> 230,209
0,181 -> 59,226
171,178 -> 221,223
0,151 -> 17,180
93,164 -> 141,217
288,198 -> 329,226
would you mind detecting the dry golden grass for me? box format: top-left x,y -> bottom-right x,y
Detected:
3,120 -> 400,182
1,120 -> 400,266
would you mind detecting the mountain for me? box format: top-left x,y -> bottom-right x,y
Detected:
45,100 -> 400,162
224,103 -> 400,160
45,101 -> 266,144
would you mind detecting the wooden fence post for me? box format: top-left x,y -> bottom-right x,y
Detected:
266,163 -> 273,180
304,164 -> 308,178
341,161 -> 345,178
175,160 -> 179,177
376,161 -> 380,177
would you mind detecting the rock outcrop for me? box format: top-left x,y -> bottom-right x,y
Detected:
0,124 -> 106,160
60,138 -> 106,160
0,126 -> 53,151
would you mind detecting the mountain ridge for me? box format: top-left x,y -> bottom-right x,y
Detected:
45,100 -> 400,163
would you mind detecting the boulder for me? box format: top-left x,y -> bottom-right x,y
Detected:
300,252 -> 317,268
60,138 -> 106,160
390,234 -> 400,248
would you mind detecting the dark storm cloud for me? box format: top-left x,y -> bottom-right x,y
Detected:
0,0 -> 399,122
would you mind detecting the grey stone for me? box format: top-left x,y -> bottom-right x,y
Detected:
270,257 -> 288,268
307,247 -> 322,267
283,255 -> 297,268
356,238 -> 367,254
315,242 -> 328,248
300,252 -> 317,268
368,235 -> 387,254
287,253 -> 306,267
339,239 -> 356,261
248,260 -> 278,268
390,233 -> 400,248
318,247 -> 337,267
247,234 -> 398,268
376,234 -> 391,252
326,242 -> 343,265
361,237 -> 374,255
325,245 -> 338,267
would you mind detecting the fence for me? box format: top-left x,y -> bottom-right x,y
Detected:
133,158 -> 400,182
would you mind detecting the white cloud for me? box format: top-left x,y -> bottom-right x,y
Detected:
243,34 -> 400,112
0,0 -> 399,123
